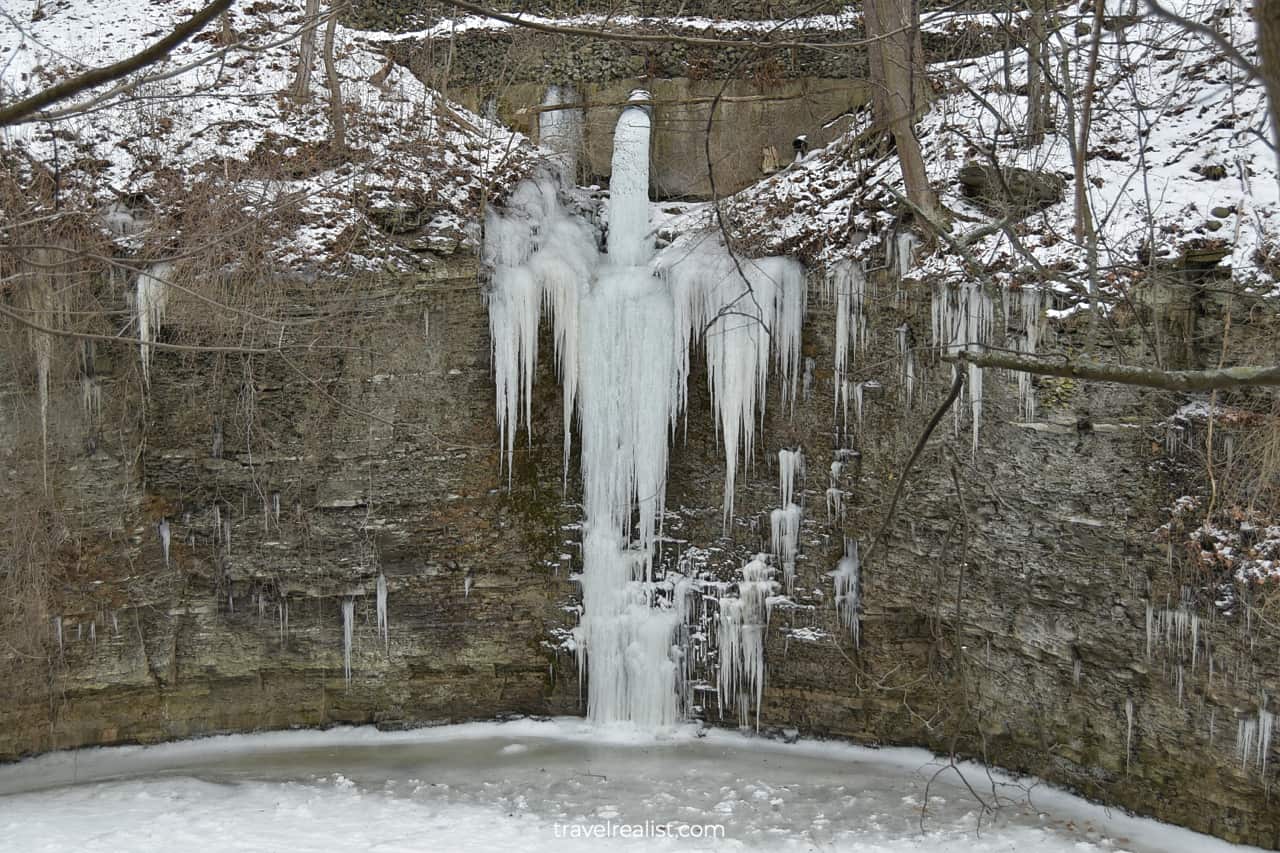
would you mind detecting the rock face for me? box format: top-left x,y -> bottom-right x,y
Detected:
957,162 -> 1066,216
2,217 -> 1279,847
0,260 -> 582,757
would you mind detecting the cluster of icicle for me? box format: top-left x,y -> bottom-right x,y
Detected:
715,555 -> 780,730
771,449 -> 804,596
486,92 -> 805,726
136,263 -> 172,389
832,537 -> 860,646
1144,589 -> 1214,708
1237,702 -> 1275,775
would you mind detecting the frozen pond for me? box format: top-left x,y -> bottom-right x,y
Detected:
0,718 -> 1260,852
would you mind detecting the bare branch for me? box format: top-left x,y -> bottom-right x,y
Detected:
0,0 -> 234,126
947,349 -> 1280,391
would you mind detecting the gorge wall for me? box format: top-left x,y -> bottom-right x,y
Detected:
1,3 -> 1278,850
3,242 -> 1277,846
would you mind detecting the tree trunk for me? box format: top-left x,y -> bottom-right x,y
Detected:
865,0 -> 937,216
1257,0 -> 1280,175
323,11 -> 345,152
292,0 -> 320,101
1025,0 -> 1047,145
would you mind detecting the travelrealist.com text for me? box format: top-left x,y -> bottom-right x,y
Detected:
552,820 -> 727,839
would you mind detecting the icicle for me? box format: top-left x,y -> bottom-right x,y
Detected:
341,598 -> 354,688
825,487 -> 844,525
717,555 -> 774,730
1015,287 -> 1045,421
376,573 -> 389,650
89,621 -> 96,643
770,504 -> 802,596
1125,698 -> 1134,772
931,282 -> 992,453
833,539 -> 860,647
893,230 -> 917,295
53,616 -> 62,653
278,599 -> 289,646
896,324 -> 915,408
1073,657 -> 1082,686
830,260 -> 867,426
778,448 -> 804,507
136,263 -> 172,389
158,518 -> 171,568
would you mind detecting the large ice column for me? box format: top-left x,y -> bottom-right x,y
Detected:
574,91 -> 685,726
606,91 -> 653,267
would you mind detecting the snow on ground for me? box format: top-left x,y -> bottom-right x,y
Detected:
0,719 -> 1267,852
350,6 -> 1018,42
0,0 -> 534,272
728,0 -> 1278,302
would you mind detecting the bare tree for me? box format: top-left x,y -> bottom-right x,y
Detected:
865,0 -> 938,218
323,8 -> 346,151
292,0 -> 321,101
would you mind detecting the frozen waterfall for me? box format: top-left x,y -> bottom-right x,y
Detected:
485,90 -> 806,726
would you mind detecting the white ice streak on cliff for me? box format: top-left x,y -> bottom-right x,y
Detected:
829,259 -> 868,431
376,573 -> 389,651
136,263 -> 172,389
341,598 -> 354,688
833,538 -> 861,647
931,282 -> 992,454
486,179 -> 597,485
717,555 -> 776,730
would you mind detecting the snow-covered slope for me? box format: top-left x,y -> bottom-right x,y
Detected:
0,0 -> 533,272
727,0 -> 1278,303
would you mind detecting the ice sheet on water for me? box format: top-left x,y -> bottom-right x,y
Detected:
0,721 -> 1262,853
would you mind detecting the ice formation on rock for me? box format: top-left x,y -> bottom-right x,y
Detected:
1013,287 -> 1045,421
136,263 -> 172,389
717,555 -> 776,729
341,598 -> 354,687
931,282 -> 992,454
376,573 -> 389,650
486,94 -> 806,726
1236,703 -> 1275,774
833,538 -> 861,647
778,448 -> 804,508
1125,698 -> 1135,772
896,324 -> 916,409
158,518 -> 171,568
829,260 -> 868,429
